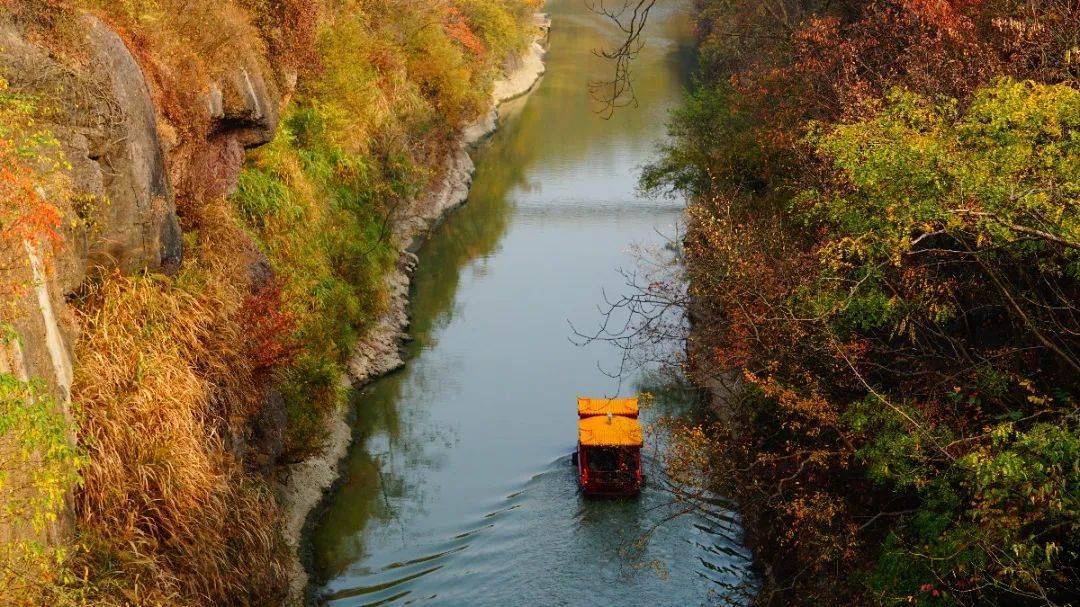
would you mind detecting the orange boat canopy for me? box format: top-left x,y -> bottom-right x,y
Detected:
577,397 -> 638,418
578,414 -> 643,447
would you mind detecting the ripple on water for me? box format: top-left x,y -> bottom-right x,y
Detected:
321,457 -> 754,607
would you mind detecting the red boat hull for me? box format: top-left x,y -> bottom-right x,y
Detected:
576,445 -> 643,497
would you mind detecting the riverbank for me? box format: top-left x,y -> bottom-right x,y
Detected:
277,14 -> 550,602
307,1 -> 756,601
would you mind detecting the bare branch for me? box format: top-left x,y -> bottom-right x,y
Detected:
586,0 -> 658,118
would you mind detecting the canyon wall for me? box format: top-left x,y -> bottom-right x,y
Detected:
0,2 -> 543,604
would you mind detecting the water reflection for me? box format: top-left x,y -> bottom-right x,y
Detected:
309,0 -> 753,604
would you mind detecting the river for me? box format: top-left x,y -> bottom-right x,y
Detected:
308,1 -> 754,604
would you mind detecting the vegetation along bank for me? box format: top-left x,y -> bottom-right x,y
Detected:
0,0 -> 543,605
645,0 -> 1078,605
281,14 -> 548,598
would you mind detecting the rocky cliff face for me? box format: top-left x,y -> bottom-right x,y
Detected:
0,9 -> 287,538
1,4 -> 544,601
1,16 -> 169,412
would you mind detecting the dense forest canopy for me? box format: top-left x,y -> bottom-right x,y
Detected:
642,0 -> 1079,605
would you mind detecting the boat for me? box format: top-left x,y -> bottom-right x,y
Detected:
573,397 -> 644,497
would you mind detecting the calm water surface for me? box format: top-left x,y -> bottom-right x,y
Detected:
310,1 -> 754,604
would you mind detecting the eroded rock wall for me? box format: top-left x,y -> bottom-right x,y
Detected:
0,8 -> 288,544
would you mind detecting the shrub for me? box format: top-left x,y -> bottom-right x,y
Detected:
0,78 -> 65,304
69,260 -> 289,605
233,110 -> 398,457
75,0 -> 263,82
0,368 -> 83,607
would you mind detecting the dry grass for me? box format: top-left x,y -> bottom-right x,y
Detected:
76,0 -> 264,81
3,0 -> 265,115
69,199 -> 288,606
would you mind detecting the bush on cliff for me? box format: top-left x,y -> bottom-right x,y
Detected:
65,196 -> 291,605
0,371 -> 82,607
0,75 -> 84,607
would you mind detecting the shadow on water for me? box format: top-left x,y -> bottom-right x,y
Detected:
308,0 -> 755,604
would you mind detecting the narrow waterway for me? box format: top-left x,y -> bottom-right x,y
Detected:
309,1 -> 754,604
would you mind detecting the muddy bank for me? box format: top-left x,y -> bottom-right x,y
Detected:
277,14 -> 550,603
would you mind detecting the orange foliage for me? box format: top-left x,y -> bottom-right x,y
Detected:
0,90 -> 64,304
0,145 -> 61,247
444,6 -> 487,56
240,280 -> 300,373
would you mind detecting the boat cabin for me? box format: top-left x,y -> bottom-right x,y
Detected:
575,397 -> 644,497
